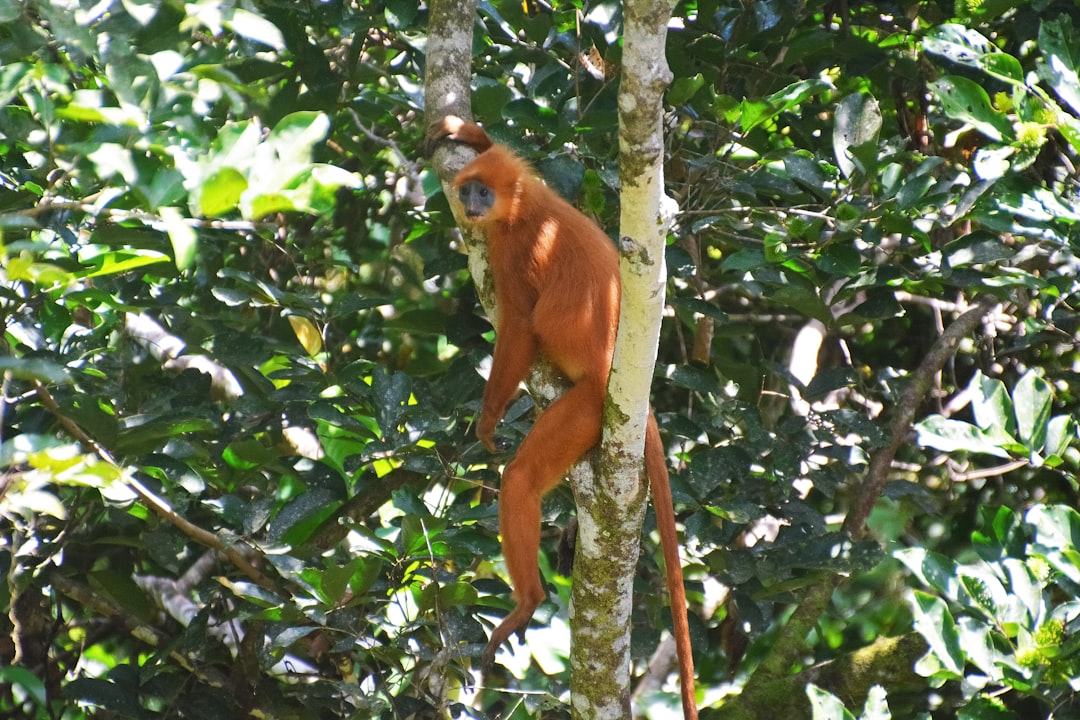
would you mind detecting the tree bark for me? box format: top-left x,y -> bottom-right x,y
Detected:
570,1 -> 675,718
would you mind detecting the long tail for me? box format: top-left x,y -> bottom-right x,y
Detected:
645,411 -> 698,720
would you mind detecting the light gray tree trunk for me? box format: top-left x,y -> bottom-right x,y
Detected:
424,2 -> 675,717
570,1 -> 675,718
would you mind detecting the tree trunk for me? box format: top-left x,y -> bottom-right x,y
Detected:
570,1 -> 675,718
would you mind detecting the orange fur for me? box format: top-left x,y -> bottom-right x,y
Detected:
430,116 -> 697,719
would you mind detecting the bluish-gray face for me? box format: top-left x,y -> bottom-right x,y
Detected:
459,180 -> 495,219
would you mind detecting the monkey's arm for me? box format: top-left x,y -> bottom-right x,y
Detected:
477,305 -> 537,452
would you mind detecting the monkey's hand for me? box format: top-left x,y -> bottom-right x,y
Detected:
421,115 -> 461,156
421,115 -> 491,157
476,414 -> 498,453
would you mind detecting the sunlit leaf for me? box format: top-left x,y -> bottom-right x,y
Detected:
806,683 -> 857,720
929,76 -> 1013,142
1026,504 -> 1080,552
199,167 -> 247,217
1037,16 -> 1080,117
924,25 -> 1024,84
915,415 -> 1012,458
834,92 -> 882,178
78,249 -> 170,279
911,590 -> 965,677
0,667 -> 47,705
1012,370 -> 1052,456
288,315 -> 323,356
226,8 -> 285,49
0,357 -> 69,384
160,205 -> 197,270
861,685 -> 892,720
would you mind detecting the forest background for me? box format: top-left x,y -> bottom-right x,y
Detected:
2,0 -> 1080,718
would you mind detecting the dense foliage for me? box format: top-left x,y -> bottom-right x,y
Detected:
1,1 -> 1078,718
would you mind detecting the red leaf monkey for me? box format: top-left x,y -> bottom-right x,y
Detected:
427,116 -> 697,719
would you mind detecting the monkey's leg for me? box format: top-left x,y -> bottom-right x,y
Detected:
483,381 -> 604,666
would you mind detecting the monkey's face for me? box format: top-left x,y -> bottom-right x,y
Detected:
458,180 -> 495,221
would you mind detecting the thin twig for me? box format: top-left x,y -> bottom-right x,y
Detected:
11,200 -> 274,232
34,382 -> 277,590
951,458 -> 1029,483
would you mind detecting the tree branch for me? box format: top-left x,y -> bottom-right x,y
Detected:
731,295 -> 999,716
35,382 -> 277,591
842,296 -> 999,539
568,1 -> 677,718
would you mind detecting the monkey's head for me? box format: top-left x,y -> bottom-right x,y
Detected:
453,146 -> 529,225
458,179 -> 496,220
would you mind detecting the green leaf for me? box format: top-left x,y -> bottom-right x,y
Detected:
199,167 -> 247,216
958,565 -> 1007,620
670,364 -> 723,394
970,371 -> 1015,437
833,92 -> 882,178
849,289 -> 903,320
1012,370 -> 1052,457
929,76 -> 1013,142
972,146 -> 1014,182
1026,504 -> 1080,552
896,547 -> 961,600
373,368 -> 411,438
419,580 -> 479,611
243,191 -> 296,219
121,0 -> 158,25
784,151 -> 831,197
400,514 -> 445,557
955,616 -> 1002,681
741,79 -> 832,132
266,111 -> 330,171
219,579 -> 283,608
349,555 -> 384,596
161,205 -> 198,270
115,414 -> 219,453
817,244 -> 861,278
722,248 -> 767,272
767,275 -> 831,323
222,438 -> 277,470
944,232 -> 1012,269
806,684 -> 857,720
78,249 -> 170,278
1001,558 -> 1043,626
1037,16 -> 1080,117
860,685 -> 892,720
915,415 -> 1011,458
924,25 -> 1024,85
0,666 -> 47,705
0,357 -> 69,384
268,489 -> 341,546
1044,414 -> 1076,463
669,73 -> 706,106
957,696 -> 1020,719
63,677 -> 144,716
226,8 -> 285,49
972,505 -> 1024,560
89,569 -> 151,621
271,625 -> 319,650
911,590 -> 965,677
687,445 -> 752,497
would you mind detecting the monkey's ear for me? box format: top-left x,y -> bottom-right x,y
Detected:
421,115 -> 466,157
